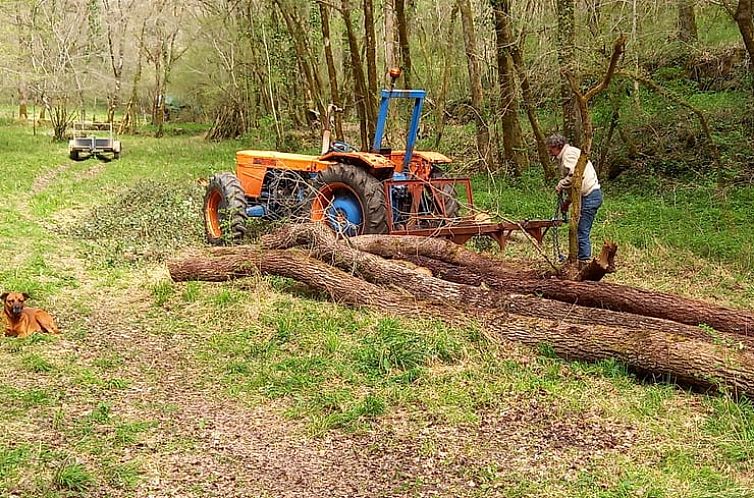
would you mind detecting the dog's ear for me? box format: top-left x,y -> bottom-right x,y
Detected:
21,293 -> 30,300
0,293 -> 7,302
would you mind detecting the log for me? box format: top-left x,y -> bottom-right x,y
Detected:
348,232 -> 754,336
259,223 -> 754,350
168,248 -> 754,397
408,255 -> 754,351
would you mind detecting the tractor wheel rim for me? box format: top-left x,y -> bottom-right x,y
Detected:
205,190 -> 223,238
311,182 -> 364,236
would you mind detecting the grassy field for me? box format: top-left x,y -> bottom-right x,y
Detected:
0,121 -> 753,497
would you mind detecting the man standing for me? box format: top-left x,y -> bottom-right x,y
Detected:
546,134 -> 603,267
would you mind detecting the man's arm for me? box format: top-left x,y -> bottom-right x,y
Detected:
556,147 -> 580,192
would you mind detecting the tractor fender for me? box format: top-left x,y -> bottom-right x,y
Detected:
318,151 -> 396,181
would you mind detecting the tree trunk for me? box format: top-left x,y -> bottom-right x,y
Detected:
678,0 -> 698,43
458,0 -> 491,168
491,0 -> 528,175
586,0 -> 602,38
320,3 -> 344,140
563,35 -> 626,261
363,0 -> 378,138
511,39 -> 555,181
169,232 -> 754,397
345,232 -> 754,337
342,0 -> 370,150
556,0 -> 581,145
18,82 -> 28,120
598,101 -> 620,179
384,0 -> 398,71
434,6 -> 459,148
395,0 -> 412,88
120,21 -> 146,135
274,0 -> 326,122
734,0 -> 754,94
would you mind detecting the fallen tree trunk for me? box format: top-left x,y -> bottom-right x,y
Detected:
168,248 -> 754,397
257,223 -> 753,348
349,233 -> 754,336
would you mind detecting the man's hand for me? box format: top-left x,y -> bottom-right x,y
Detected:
555,184 -> 562,193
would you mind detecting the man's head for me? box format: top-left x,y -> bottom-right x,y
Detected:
546,134 -> 567,157
1,292 -> 29,317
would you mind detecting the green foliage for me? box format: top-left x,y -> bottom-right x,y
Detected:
703,397 -> 754,463
53,462 -> 93,491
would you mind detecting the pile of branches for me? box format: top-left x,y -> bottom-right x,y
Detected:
168,223 -> 754,398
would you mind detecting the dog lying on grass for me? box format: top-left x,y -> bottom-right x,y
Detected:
2,292 -> 59,338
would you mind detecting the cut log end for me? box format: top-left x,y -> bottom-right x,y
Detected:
577,240 -> 618,282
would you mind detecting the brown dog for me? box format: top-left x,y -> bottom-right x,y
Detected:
2,292 -> 59,338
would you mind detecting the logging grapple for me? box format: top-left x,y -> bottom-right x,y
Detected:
203,74 -> 560,248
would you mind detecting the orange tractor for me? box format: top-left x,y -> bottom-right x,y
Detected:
203,81 -> 560,248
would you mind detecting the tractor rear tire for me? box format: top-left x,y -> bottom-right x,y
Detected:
203,172 -> 249,245
309,163 -> 388,235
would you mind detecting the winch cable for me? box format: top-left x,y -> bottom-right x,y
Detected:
548,191 -> 568,263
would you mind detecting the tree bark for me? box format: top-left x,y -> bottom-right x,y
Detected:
341,0 -> 370,149
347,231 -> 754,336
363,0 -> 378,138
395,0 -> 412,88
458,0 -> 491,168
384,0 -> 398,71
434,6 -> 459,148
491,0 -> 528,175
734,0 -> 754,94
18,83 -> 28,120
678,0 -> 698,43
556,0 -> 581,145
319,3 -> 344,140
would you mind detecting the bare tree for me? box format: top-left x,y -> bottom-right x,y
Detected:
320,2 -> 344,140
395,0 -> 412,88
142,0 -> 190,138
273,0 -> 326,127
363,0 -> 378,132
491,0 -> 528,175
434,5 -> 458,148
102,0 -> 136,123
457,0 -> 491,168
511,33 -> 555,181
556,0 -> 581,145
26,0 -> 91,140
342,0 -> 371,149
563,35 -> 626,262
678,0 -> 698,43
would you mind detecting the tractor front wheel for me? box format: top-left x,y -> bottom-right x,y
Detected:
203,172 -> 249,245
309,164 -> 388,235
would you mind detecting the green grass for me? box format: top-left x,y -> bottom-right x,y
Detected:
0,118 -> 752,496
